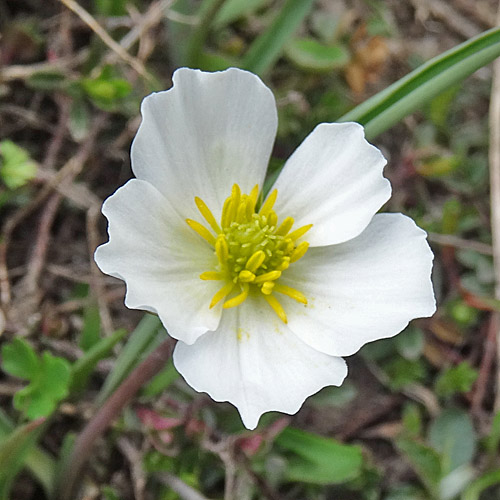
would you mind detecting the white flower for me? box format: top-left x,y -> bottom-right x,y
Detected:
95,68 -> 436,430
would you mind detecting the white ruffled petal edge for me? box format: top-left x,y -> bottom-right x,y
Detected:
277,213 -> 436,357
94,179 -> 222,345
131,67 -> 278,222
271,122 -> 391,247
173,294 -> 347,430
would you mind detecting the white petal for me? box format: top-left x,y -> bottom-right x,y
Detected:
173,294 -> 347,430
271,122 -> 391,247
131,67 -> 278,221
280,213 -> 436,357
94,179 -> 222,345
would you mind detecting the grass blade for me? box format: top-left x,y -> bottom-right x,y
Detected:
340,26 -> 500,139
242,0 -> 315,75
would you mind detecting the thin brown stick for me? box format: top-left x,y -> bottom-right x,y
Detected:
57,336 -> 176,500
427,232 -> 493,256
158,472 -> 212,500
58,0 -> 155,84
489,3 -> 500,413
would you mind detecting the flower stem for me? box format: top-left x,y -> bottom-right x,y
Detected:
56,336 -> 176,500
186,0 -> 227,68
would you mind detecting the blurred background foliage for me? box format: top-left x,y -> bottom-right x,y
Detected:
1,0 -> 500,499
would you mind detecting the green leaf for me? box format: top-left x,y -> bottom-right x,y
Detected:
11,351 -> 71,420
429,409 -> 476,474
396,437 -> 442,494
484,410 -> 500,459
385,357 -> 427,390
96,314 -> 162,404
0,417 -> 46,500
461,470 -> 500,500
79,304 -> 102,352
395,327 -> 424,361
242,0 -> 315,75
2,337 -> 39,380
340,26 -> 500,139
70,328 -> 128,393
0,140 -> 37,189
214,0 -> 269,27
0,409 -> 55,496
435,362 -> 478,398
276,427 -> 363,484
285,37 -> 349,72
141,360 -> 180,397
81,66 -> 132,110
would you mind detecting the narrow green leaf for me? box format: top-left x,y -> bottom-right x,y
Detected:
96,314 -> 162,404
0,409 -> 55,496
285,37 -> 349,72
70,328 -> 128,393
461,470 -> 500,500
79,304 -> 101,352
141,360 -> 179,397
242,0 -> 315,75
396,438 -> 442,495
276,427 -> 363,484
0,418 -> 45,500
340,26 -> 500,139
214,0 -> 268,27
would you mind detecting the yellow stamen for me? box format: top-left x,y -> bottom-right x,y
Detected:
253,270 -> 281,283
215,236 -> 228,263
223,284 -> 249,309
245,250 -> 266,273
275,217 -> 294,236
261,281 -> 275,295
238,270 -> 255,282
276,257 -> 290,271
210,282 -> 235,308
194,197 -> 221,234
273,284 -> 307,304
236,198 -> 248,223
288,224 -> 313,241
221,197 -> 233,228
290,241 -> 309,263
200,271 -> 222,281
264,294 -> 287,323
259,189 -> 278,217
186,219 -> 216,246
248,184 -> 259,211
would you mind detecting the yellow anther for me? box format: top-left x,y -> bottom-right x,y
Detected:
223,284 -> 249,309
231,183 -> 241,206
210,282 -> 235,308
245,250 -> 266,273
238,270 -> 255,282
273,284 -> 307,304
215,235 -> 229,262
236,199 -> 248,223
194,197 -> 221,234
290,241 -> 310,263
288,224 -> 313,241
248,184 -> 259,211
275,217 -> 294,236
264,294 -> 287,323
254,270 -> 281,283
261,281 -> 275,295
267,211 -> 278,228
275,257 -> 290,271
259,189 -> 278,217
221,197 -> 234,228
186,219 -> 216,246
200,271 -> 222,281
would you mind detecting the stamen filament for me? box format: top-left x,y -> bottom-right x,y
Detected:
264,294 -> 287,323
210,282 -> 235,308
288,224 -> 313,241
200,271 -> 222,280
254,270 -> 281,283
186,219 -> 216,246
195,197 -> 221,233
275,217 -> 294,236
223,283 -> 249,309
273,284 -> 307,304
259,189 -> 277,217
290,241 -> 309,263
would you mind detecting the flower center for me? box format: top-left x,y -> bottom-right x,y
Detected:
186,184 -> 312,323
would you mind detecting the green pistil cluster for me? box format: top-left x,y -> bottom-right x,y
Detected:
186,184 -> 311,323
